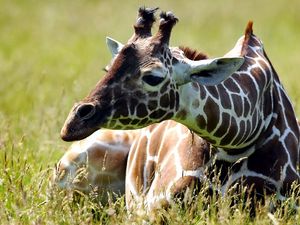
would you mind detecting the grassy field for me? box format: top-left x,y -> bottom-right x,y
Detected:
1,0 -> 300,224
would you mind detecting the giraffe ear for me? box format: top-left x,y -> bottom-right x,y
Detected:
106,37 -> 124,58
187,57 -> 244,86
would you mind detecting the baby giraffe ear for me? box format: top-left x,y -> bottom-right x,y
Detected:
180,57 -> 244,86
106,37 -> 124,58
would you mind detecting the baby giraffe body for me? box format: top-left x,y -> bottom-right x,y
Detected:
55,120 -> 210,211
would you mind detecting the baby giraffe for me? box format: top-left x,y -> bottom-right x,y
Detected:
54,120 -> 211,211
54,129 -> 138,196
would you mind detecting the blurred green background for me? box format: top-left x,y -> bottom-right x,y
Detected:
0,0 -> 300,223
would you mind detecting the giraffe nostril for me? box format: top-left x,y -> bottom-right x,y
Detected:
76,104 -> 96,120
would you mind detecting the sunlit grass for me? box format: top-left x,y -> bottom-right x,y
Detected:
0,0 -> 299,224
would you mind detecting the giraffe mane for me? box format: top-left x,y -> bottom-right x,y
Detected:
178,46 -> 208,60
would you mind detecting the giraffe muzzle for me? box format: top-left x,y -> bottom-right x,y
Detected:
60,102 -> 112,142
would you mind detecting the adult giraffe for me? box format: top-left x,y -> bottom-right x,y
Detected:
60,7 -> 300,199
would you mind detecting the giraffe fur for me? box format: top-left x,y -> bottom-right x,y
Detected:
54,120 -> 211,211
60,8 -> 300,203
54,119 -> 300,210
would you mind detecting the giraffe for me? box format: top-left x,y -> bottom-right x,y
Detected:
60,7 -> 300,200
54,129 -> 138,195
55,120 -> 211,211
55,118 -> 300,212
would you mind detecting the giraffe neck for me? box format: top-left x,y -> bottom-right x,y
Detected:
174,35 -> 276,150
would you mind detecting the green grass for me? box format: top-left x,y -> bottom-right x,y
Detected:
0,0 -> 300,224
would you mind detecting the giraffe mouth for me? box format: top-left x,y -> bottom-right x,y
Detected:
60,105 -> 112,142
61,126 -> 100,142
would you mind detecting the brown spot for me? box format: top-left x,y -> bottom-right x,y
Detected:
160,93 -> 169,108
160,112 -> 174,121
203,97 -> 220,132
175,92 -> 180,110
199,85 -> 207,100
119,118 -> 131,125
149,109 -> 167,119
149,100 -> 158,111
169,90 -> 175,108
113,99 -> 128,118
196,114 -> 206,129
231,94 -> 243,117
243,98 -> 250,117
218,85 -> 231,109
136,104 -> 148,118
131,119 -> 140,125
137,117 -> 149,126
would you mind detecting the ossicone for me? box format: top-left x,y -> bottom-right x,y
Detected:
129,6 -> 159,42
154,11 -> 178,46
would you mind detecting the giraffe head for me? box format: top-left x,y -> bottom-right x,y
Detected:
61,7 -> 244,142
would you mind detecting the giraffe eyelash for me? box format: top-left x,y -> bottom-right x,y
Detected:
142,74 -> 165,86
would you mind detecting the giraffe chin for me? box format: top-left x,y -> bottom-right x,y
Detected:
60,126 -> 100,142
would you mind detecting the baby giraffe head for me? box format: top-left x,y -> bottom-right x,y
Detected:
61,7 -> 244,142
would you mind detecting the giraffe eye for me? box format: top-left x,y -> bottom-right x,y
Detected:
142,75 -> 164,86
